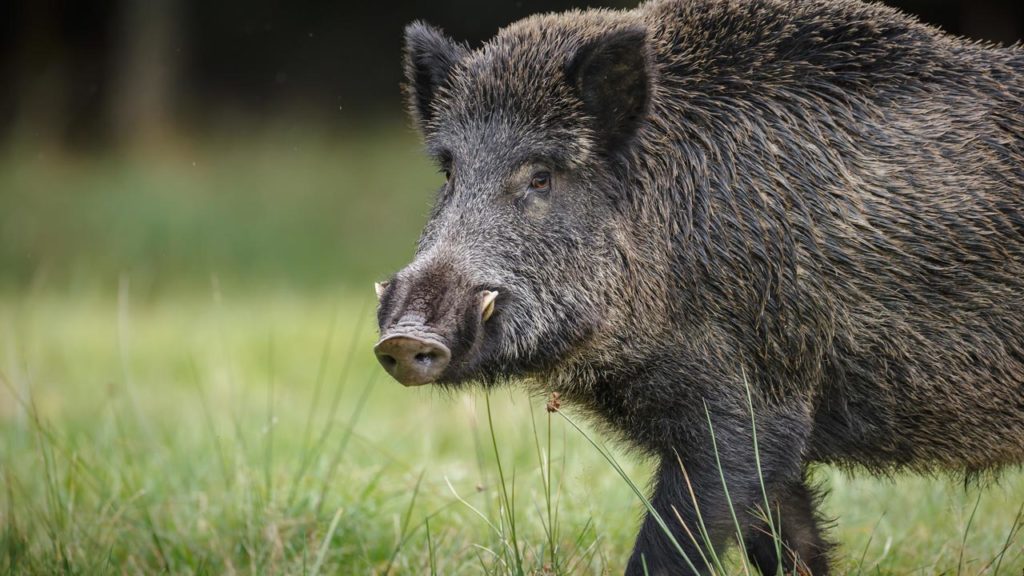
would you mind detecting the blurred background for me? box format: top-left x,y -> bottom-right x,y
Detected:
1,2 -> 1023,574
1,0 -> 1022,295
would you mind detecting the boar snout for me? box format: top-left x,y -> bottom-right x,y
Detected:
376,263 -> 504,385
374,334 -> 451,386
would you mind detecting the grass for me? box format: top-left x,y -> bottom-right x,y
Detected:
0,125 -> 435,292
0,129 -> 1022,574
1,289 -> 1022,575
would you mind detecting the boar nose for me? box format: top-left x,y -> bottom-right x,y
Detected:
374,335 -> 451,386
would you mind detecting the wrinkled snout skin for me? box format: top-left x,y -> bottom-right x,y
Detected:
375,261 -> 504,386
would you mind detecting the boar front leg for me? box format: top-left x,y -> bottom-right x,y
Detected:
745,477 -> 834,576
624,400 -> 813,576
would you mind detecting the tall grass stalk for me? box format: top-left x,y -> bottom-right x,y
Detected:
264,335 -> 276,506
425,515 -> 437,576
309,505 -> 345,576
529,400 -> 560,572
854,513 -> 886,575
957,491 -> 983,575
288,303 -> 339,506
742,372 -> 784,575
671,456 -> 724,574
555,410 -> 701,574
211,275 -> 251,465
382,470 -> 425,575
187,356 -> 232,488
313,371 -> 376,518
484,391 -> 525,576
288,302 -> 371,509
989,502 -> 1023,575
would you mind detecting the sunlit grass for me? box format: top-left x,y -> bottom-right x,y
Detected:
0,125 -> 436,293
1,289 -> 1021,574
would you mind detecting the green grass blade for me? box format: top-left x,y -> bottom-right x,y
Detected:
556,410 -> 701,574
742,371 -> 783,575
309,506 -> 345,576
382,470 -> 425,575
702,400 -> 751,576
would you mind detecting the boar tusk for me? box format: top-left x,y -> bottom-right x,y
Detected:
375,282 -> 388,301
480,290 -> 499,322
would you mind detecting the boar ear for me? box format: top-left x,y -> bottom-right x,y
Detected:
403,22 -> 468,131
566,27 -> 651,156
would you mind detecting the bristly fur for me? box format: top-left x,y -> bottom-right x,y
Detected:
379,0 -> 1024,573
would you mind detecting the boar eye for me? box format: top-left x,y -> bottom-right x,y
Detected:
528,171 -> 551,194
438,151 -> 453,183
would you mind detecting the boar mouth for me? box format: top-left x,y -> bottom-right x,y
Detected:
375,285 -> 504,386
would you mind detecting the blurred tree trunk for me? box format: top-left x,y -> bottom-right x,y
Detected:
12,2 -> 68,150
111,0 -> 180,150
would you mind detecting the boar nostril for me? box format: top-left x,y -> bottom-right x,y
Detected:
374,335 -> 451,387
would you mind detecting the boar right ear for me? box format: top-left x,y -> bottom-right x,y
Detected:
403,22 -> 468,131
566,27 -> 651,157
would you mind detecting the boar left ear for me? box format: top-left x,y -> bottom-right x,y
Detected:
403,22 -> 469,132
566,27 -> 651,157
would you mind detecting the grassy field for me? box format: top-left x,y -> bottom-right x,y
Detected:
1,130 -> 1022,574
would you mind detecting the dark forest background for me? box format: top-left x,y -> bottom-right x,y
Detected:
3,0 -> 1021,150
